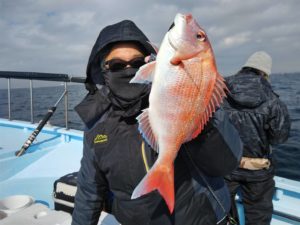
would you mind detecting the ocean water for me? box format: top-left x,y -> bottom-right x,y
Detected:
0,73 -> 300,181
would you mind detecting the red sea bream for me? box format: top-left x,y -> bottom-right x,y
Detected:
130,13 -> 228,213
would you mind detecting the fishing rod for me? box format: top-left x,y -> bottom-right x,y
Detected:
15,90 -> 67,157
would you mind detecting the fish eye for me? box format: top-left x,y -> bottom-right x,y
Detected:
196,32 -> 206,41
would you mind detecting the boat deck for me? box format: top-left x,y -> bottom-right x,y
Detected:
0,119 -> 83,208
0,118 -> 299,225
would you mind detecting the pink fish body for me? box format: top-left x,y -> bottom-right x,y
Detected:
130,13 -> 227,213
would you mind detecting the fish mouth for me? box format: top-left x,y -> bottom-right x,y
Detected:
168,13 -> 192,51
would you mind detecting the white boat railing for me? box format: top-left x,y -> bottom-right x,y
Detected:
0,71 -> 85,130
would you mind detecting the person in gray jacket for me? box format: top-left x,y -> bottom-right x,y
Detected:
223,51 -> 291,225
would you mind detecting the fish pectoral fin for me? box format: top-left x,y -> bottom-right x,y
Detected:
131,163 -> 175,213
137,109 -> 159,153
129,61 -> 156,84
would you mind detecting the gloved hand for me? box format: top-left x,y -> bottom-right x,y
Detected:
145,53 -> 157,63
239,157 -> 270,170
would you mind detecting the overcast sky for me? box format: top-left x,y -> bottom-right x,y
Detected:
0,0 -> 300,89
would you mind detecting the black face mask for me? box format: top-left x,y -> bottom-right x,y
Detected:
103,67 -> 150,112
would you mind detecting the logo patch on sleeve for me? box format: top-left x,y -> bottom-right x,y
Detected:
94,134 -> 108,144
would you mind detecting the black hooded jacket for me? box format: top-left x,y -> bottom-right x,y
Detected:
223,70 -> 290,180
72,20 -> 243,225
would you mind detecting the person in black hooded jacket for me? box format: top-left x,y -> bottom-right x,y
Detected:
223,51 -> 291,225
71,19 -> 243,225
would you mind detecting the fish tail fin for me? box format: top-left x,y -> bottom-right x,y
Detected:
131,163 -> 175,213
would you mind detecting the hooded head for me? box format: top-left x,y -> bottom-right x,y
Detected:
225,51 -> 274,109
243,51 -> 272,78
86,20 -> 156,85
84,20 -> 157,117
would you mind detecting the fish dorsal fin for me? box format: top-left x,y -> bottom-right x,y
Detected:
191,73 -> 227,139
137,108 -> 159,153
130,61 -> 156,84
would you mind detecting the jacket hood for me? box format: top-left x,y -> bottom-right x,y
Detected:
86,20 -> 157,85
225,71 -> 273,108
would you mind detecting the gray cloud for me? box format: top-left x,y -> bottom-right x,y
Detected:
0,0 -> 300,89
